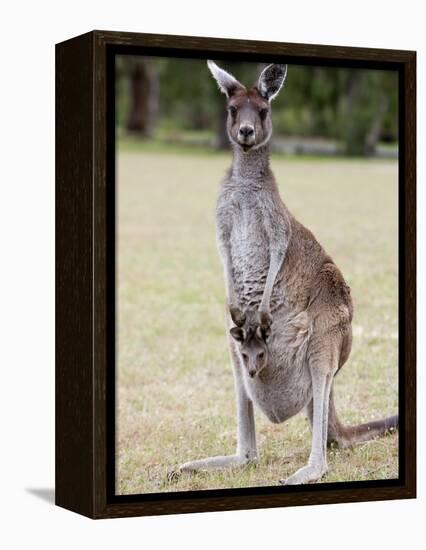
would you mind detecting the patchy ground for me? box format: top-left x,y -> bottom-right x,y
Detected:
116,148 -> 398,495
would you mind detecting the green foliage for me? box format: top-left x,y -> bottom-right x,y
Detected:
116,56 -> 398,156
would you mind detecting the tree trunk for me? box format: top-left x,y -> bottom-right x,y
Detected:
364,96 -> 389,155
126,59 -> 159,137
342,72 -> 364,155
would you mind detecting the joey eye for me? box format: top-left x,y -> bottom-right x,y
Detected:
241,352 -> 248,361
258,351 -> 265,360
259,108 -> 268,121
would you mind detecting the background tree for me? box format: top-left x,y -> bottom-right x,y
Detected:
118,57 -> 159,137
337,69 -> 397,156
115,57 -> 398,156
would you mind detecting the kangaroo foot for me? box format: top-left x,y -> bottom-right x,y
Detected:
176,453 -> 257,476
279,463 -> 327,485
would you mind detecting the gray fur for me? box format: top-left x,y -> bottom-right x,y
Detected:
257,64 -> 287,101
176,62 -> 398,485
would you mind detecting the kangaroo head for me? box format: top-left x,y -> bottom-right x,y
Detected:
207,61 -> 287,152
229,309 -> 271,378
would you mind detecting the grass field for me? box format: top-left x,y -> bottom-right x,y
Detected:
116,145 -> 398,495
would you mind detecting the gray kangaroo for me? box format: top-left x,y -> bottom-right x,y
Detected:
178,61 -> 398,485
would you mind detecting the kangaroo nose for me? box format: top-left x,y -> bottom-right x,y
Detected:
239,125 -> 254,138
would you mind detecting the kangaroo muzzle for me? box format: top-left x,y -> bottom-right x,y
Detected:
237,124 -> 255,148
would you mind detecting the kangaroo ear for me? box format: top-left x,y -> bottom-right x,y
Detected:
207,60 -> 245,98
230,327 -> 245,343
257,64 -> 287,101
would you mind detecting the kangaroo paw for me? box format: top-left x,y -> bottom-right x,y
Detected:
258,308 -> 272,329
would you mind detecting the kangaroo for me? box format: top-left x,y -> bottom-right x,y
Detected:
177,61 -> 398,485
229,309 -> 271,379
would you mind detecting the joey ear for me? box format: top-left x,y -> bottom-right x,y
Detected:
257,64 -> 287,101
230,327 -> 245,343
262,325 -> 271,341
207,60 -> 245,98
256,325 -> 271,342
229,307 -> 246,327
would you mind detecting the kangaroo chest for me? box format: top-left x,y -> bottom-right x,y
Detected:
219,186 -> 274,309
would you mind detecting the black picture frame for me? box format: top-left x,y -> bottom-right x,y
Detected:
56,30 -> 416,519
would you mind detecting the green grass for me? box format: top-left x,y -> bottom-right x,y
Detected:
116,148 -> 398,495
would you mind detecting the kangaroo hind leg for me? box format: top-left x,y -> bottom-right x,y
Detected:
305,386 -> 348,448
282,337 -> 339,485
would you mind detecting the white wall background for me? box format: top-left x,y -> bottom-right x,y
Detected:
1,1 -> 423,547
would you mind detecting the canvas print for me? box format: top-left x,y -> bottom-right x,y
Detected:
115,55 -> 398,495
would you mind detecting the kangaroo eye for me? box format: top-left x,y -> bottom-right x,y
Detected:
229,106 -> 237,117
241,352 -> 248,361
258,352 -> 265,360
259,108 -> 268,120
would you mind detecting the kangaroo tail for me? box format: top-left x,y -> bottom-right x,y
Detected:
327,388 -> 398,448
